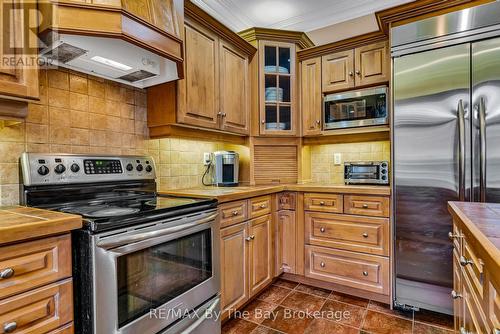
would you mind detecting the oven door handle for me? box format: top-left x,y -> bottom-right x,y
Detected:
180,296 -> 220,334
96,212 -> 218,249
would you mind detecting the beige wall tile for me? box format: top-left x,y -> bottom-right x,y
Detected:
48,87 -> 70,108
70,92 -> 89,111
89,96 -> 106,114
26,123 -> 48,143
26,104 -> 48,124
69,73 -> 88,94
71,111 -> 90,129
88,79 -> 105,98
48,70 -> 69,90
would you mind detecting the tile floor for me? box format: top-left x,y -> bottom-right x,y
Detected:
222,278 -> 454,334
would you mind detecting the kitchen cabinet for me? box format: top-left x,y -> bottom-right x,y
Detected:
259,41 -> 297,136
321,41 -> 389,93
248,215 -> 273,295
0,0 -> 39,103
147,15 -> 255,138
301,57 -> 322,136
276,210 -> 296,275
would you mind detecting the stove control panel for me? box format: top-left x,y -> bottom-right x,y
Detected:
21,153 -> 156,186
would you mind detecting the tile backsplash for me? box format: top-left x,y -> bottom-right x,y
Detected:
0,69 -> 248,205
308,141 -> 390,184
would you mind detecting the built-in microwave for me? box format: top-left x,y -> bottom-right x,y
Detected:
323,86 -> 388,130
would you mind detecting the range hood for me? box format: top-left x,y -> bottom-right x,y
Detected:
37,0 -> 184,88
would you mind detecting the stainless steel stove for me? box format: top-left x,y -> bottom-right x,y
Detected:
20,153 -> 221,334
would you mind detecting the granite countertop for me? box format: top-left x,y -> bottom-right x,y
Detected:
158,183 -> 391,203
0,206 -> 82,245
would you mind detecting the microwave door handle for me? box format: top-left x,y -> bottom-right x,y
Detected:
96,212 -> 218,249
180,296 -> 220,334
457,99 -> 466,201
479,97 -> 486,202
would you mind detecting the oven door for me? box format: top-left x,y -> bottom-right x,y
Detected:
92,209 -> 220,334
323,86 -> 388,130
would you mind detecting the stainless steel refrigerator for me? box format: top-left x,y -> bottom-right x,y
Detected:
391,2 -> 500,314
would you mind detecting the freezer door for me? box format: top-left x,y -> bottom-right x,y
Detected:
393,43 -> 471,313
472,37 -> 500,203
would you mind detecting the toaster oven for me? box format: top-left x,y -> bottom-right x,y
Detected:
344,161 -> 389,185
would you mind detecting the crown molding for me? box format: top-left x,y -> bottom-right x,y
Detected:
185,1 -> 257,56
238,27 -> 314,49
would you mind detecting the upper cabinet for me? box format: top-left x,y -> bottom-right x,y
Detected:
321,41 -> 389,93
121,0 -> 182,37
0,0 -> 38,103
301,57 -> 322,136
147,2 -> 256,138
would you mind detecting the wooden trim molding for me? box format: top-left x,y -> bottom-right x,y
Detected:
148,124 -> 247,145
298,0 -> 493,61
185,1 -> 257,56
238,27 -> 314,49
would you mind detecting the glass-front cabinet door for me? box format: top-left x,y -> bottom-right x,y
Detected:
260,41 -> 296,135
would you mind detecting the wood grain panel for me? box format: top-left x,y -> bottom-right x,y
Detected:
304,193 -> 343,213
277,210 -> 296,274
248,215 -> 273,296
343,195 -> 389,217
305,245 -> 389,295
253,145 -> 298,185
322,50 -> 354,93
301,57 -> 322,135
354,41 -> 389,87
305,212 -> 389,256
248,196 -> 271,219
219,200 -> 248,228
0,234 -> 72,299
277,192 -> 297,211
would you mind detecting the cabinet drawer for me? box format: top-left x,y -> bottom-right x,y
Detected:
462,238 -> 484,300
452,222 -> 462,253
305,212 -> 389,256
343,195 -> 389,217
219,200 -> 248,228
0,234 -> 72,299
462,273 -> 490,334
488,279 -> 500,333
305,245 -> 389,295
249,196 -> 271,219
277,192 -> 296,211
0,279 -> 73,334
304,193 -> 343,213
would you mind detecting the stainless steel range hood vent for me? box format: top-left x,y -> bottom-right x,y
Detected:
43,43 -> 88,63
119,70 -> 157,82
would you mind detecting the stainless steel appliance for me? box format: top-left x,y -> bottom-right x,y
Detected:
344,161 -> 389,185
323,86 -> 388,130
392,1 -> 500,315
212,151 -> 239,187
20,153 -> 220,334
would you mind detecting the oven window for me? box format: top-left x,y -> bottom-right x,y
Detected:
116,229 -> 212,328
350,166 -> 379,179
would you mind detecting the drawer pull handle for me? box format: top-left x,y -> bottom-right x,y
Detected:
260,204 -> 267,209
320,227 -> 325,233
250,235 -> 255,240
245,236 -> 252,241
459,327 -> 470,334
362,233 -> 369,238
0,268 -> 14,279
320,262 -> 325,268
232,211 -> 239,216
319,201 -> 325,206
362,271 -> 368,276
448,231 -> 460,240
362,204 -> 369,209
451,290 -> 462,299
459,256 -> 473,267
3,322 -> 17,333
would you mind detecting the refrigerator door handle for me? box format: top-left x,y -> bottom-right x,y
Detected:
458,99 -> 466,201
479,97 -> 486,202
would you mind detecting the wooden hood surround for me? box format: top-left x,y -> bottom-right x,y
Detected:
37,0 -> 185,77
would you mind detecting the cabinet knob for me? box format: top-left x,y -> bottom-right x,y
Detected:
459,256 -> 473,267
221,112 -> 226,117
3,322 -> 17,333
245,236 -> 252,241
459,327 -> 470,334
316,120 -> 320,124
451,290 -> 462,299
232,211 -> 239,216
362,233 -> 369,238
0,268 -> 14,279
250,235 -> 255,240
217,112 -> 222,116
260,204 -> 267,209
356,70 -> 361,75
319,201 -> 325,206
362,271 -> 369,276
261,120 -> 265,124
349,71 -> 354,77
448,231 -> 460,240
320,262 -> 325,268
362,204 -> 369,209
320,227 -> 326,233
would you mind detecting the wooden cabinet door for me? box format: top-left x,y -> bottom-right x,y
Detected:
177,22 -> 219,129
301,57 -> 322,136
277,210 -> 296,275
219,40 -> 249,135
354,41 -> 389,87
322,50 -> 354,93
248,215 -> 273,296
220,222 -> 249,315
0,0 -> 38,101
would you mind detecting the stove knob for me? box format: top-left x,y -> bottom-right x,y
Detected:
136,164 -> 144,172
126,163 -> 134,172
145,165 -> 153,173
54,164 -> 66,174
70,163 -> 80,173
37,165 -> 49,176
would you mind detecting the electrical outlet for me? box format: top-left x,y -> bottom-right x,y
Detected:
203,152 -> 211,166
334,153 -> 342,165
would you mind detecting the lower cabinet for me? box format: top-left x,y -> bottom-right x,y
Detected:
220,214 -> 273,317
275,210 -> 296,275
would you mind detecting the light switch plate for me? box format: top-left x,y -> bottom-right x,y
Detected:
334,153 -> 342,165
